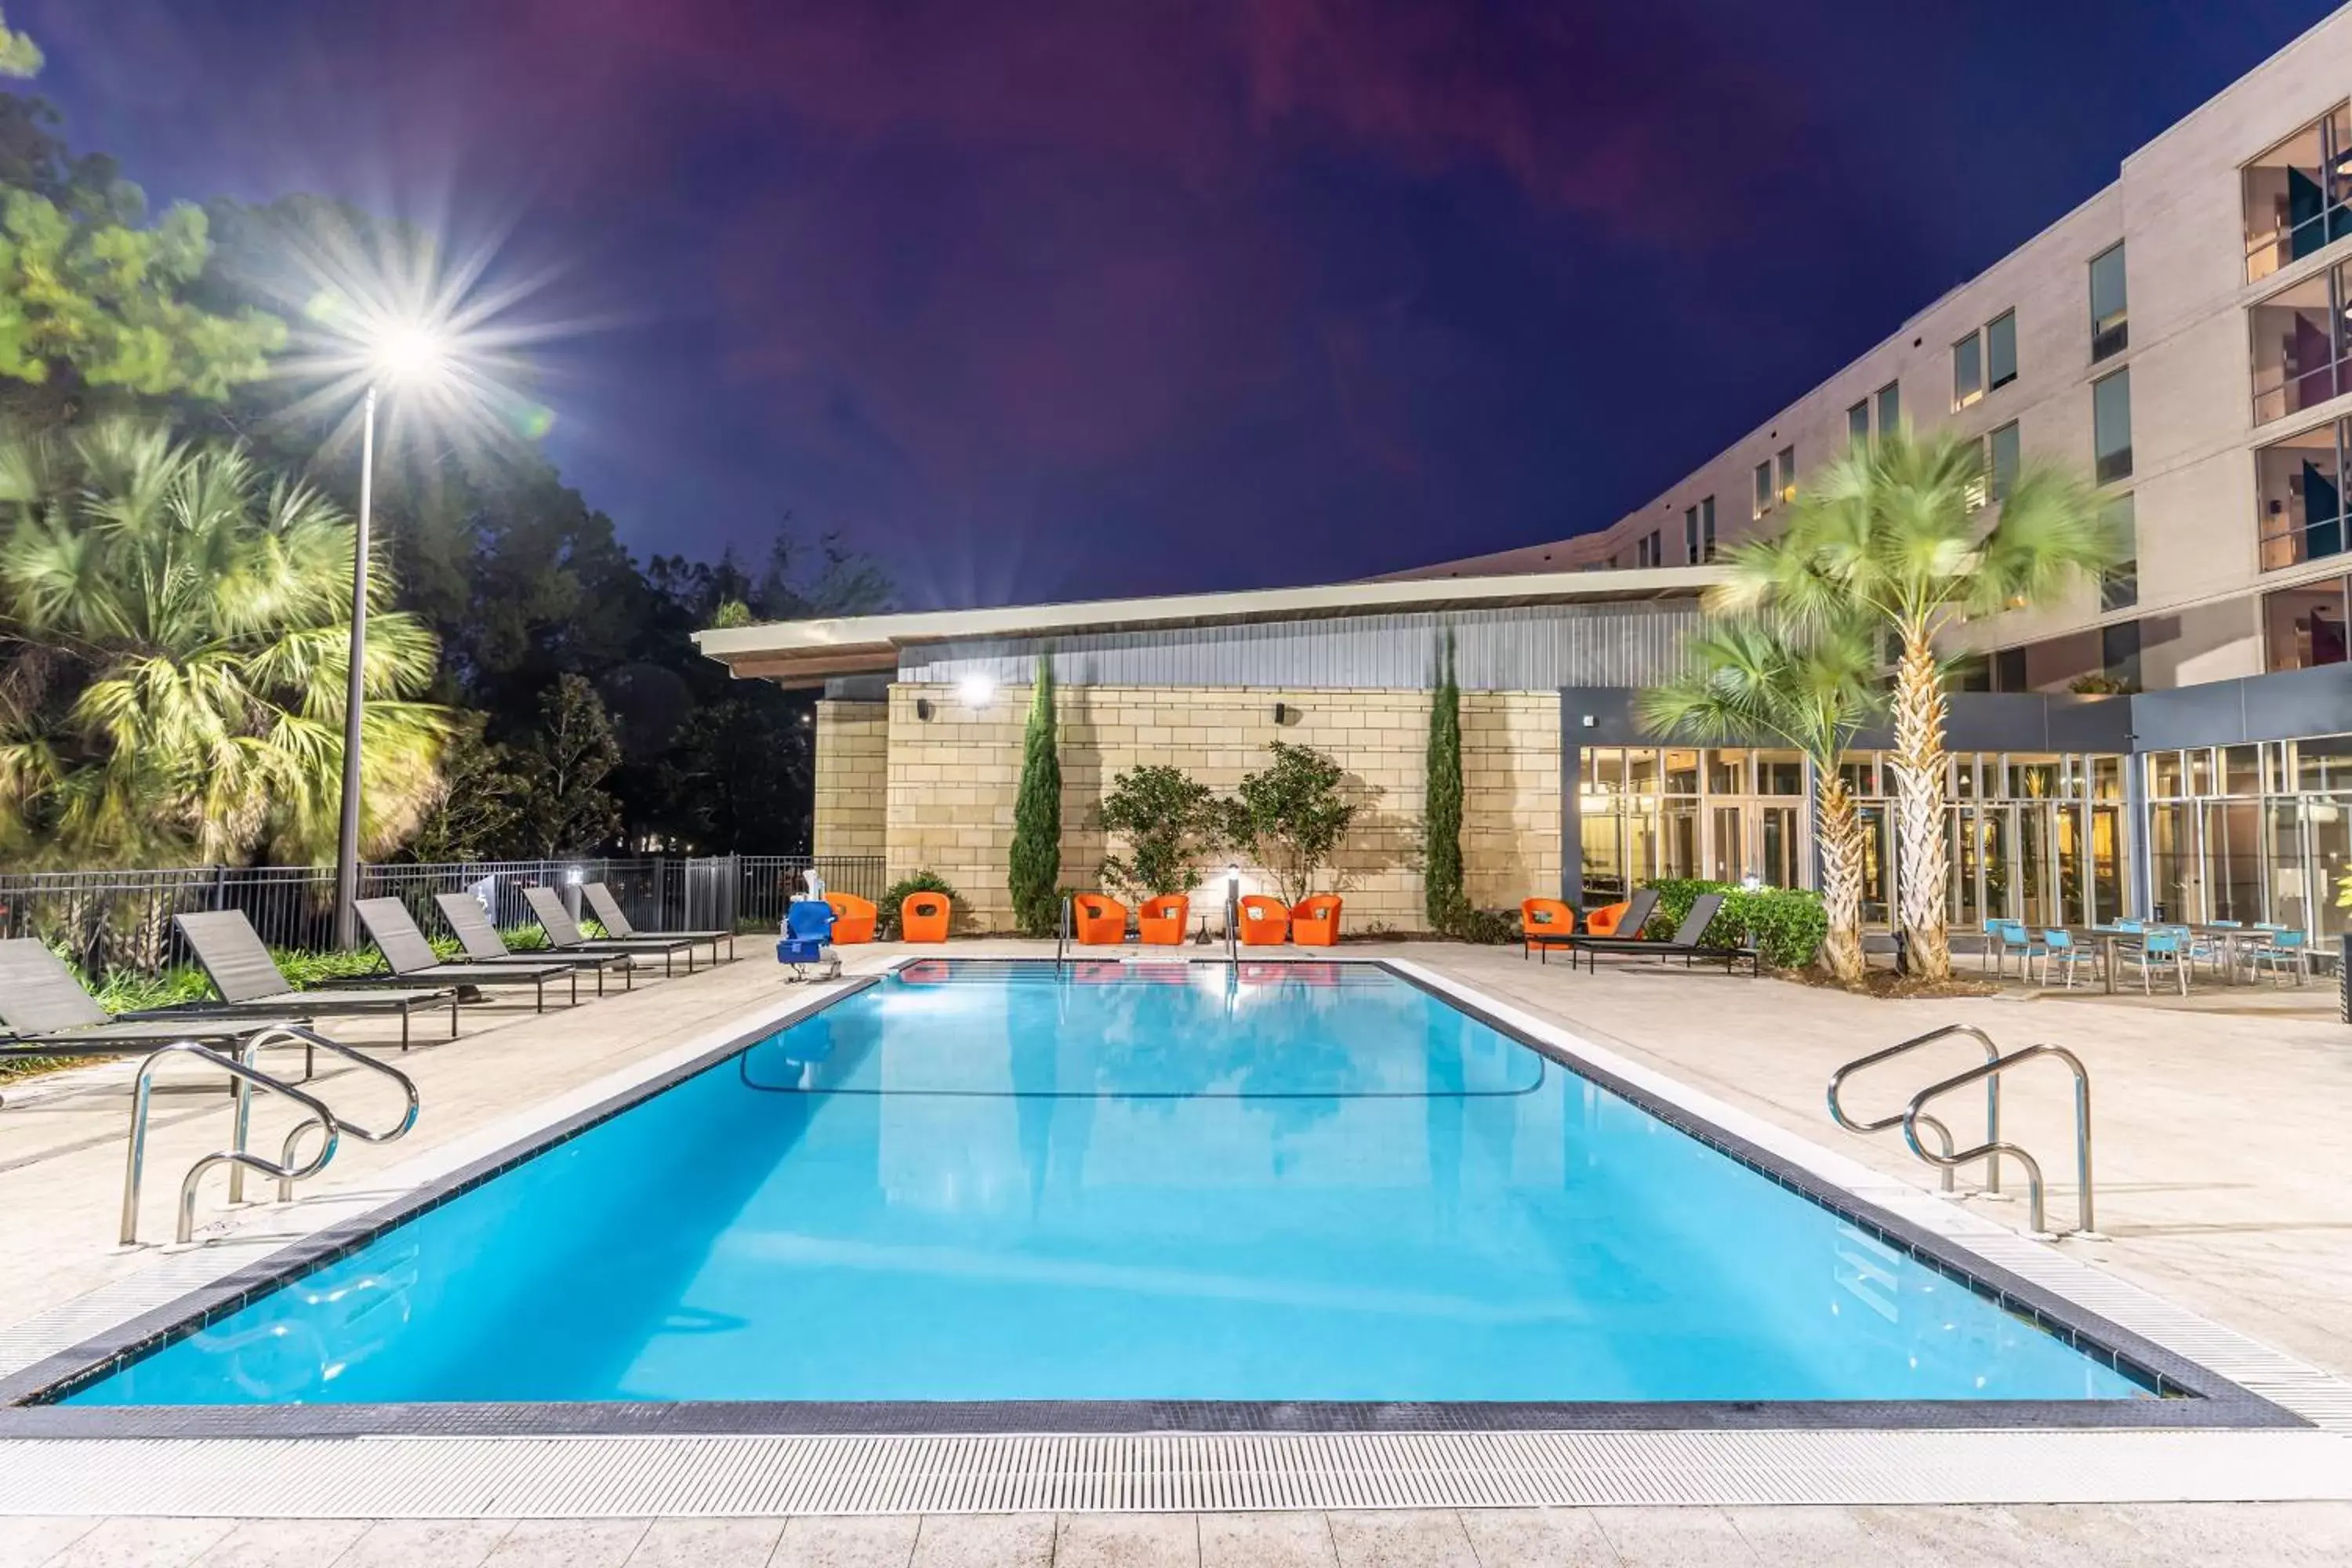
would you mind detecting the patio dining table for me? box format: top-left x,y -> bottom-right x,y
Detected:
2082,925 -> 2189,996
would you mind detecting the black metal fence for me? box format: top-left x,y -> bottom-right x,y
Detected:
0,855 -> 889,975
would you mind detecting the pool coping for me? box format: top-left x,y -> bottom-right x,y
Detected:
0,953 -> 2321,1442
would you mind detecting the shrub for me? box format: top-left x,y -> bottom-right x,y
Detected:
1424,630 -> 1465,929
1437,906 -> 1519,945
880,870 -> 959,939
1098,763 -> 1227,897
1642,877 -> 1828,971
1219,740 -> 1356,906
1007,655 -> 1062,935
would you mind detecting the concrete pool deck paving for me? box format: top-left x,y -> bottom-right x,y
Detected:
2,941 -> 2350,1559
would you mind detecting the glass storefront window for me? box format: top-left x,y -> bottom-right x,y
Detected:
2150,751 -> 2184,797
2292,734 -> 2352,791
2188,749 -> 2215,796
1708,749 -> 1750,794
1663,749 -> 1699,795
1626,750 -> 1661,797
1584,748 -> 1624,793
2007,757 -> 2060,798
1758,753 -> 1806,796
2093,756 -> 2123,800
2151,803 -> 2195,923
2223,744 -> 2263,796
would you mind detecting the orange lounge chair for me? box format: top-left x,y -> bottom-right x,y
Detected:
1521,898 -> 1576,961
824,892 -> 877,945
899,891 -> 950,944
1236,895 -> 1290,946
1073,893 -> 1128,945
1290,894 -> 1343,946
1137,895 -> 1189,946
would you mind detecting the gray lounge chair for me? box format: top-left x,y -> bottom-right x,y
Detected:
354,898 -> 581,1011
1566,891 -> 1759,975
521,886 -> 697,977
431,893 -> 634,994
582,882 -> 734,965
1527,887 -> 1657,964
0,938 -> 338,1104
139,912 -> 460,1049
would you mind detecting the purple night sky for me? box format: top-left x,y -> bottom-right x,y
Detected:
16,0 -> 2337,608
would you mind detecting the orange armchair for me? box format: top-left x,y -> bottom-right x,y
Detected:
1137,895 -> 1189,946
1583,898 -> 1632,938
1073,893 -> 1128,945
1290,894 -> 1343,946
824,892 -> 877,945
1236,895 -> 1290,946
1521,898 -> 1575,956
899,891 -> 950,944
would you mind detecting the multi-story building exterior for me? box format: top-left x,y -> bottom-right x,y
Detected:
705,12 -> 2352,943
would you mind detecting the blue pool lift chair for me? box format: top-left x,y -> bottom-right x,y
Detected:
778,899 -> 841,982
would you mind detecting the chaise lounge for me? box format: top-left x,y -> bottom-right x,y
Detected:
147,911 -> 461,1048
431,891 -> 637,994
1563,891 -> 1759,975
583,882 -> 735,966
521,887 -> 700,978
354,898 -> 583,1012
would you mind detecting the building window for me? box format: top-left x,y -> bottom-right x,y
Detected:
2249,260 -> 2352,424
1846,400 -> 1870,444
2100,493 -> 2138,612
2256,418 -> 2350,568
2244,103 -> 2352,283
1701,495 -> 1716,560
1685,504 -> 1700,562
1751,460 -> 1773,521
2092,368 -> 2132,483
1991,646 -> 2027,692
2263,573 -> 2350,670
1775,446 -> 1796,504
1637,532 -> 1657,568
2089,243 -> 2128,361
1875,379 -> 1901,437
1986,310 -> 2016,390
1987,420 -> 2020,503
1952,332 -> 1984,410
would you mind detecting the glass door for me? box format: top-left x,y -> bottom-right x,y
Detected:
2089,804 -> 2123,925
2017,805 -> 2052,930
1857,804 -> 1891,925
1759,806 -> 1800,887
1709,806 -> 1745,883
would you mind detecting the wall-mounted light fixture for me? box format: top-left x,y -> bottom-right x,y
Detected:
1272,702 -> 1295,725
1581,713 -> 1598,729
958,673 -> 996,708
915,699 -> 936,721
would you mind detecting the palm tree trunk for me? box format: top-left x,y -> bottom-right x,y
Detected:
1814,774 -> 1866,986
1890,628 -> 1953,981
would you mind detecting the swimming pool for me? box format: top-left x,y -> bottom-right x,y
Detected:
59,959 -> 2154,1410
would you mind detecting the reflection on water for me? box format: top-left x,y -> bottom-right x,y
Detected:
68,964 -> 2146,1406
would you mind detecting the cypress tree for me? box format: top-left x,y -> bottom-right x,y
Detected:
1424,629 -> 1465,931
1007,652 -> 1062,935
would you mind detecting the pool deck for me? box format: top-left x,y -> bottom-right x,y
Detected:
3,940 -> 2351,1561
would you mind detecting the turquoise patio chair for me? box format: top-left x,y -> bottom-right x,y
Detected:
2038,928 -> 2100,989
2118,927 -> 2187,994
2249,929 -> 2310,985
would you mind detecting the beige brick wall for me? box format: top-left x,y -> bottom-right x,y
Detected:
869,683 -> 1559,932
813,700 -> 888,858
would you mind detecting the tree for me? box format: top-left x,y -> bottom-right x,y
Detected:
1423,630 -> 1465,930
0,419 -> 449,866
402,715 -> 524,862
0,34 -> 282,418
1712,432 -> 2118,980
1222,741 -> 1358,906
1007,653 -> 1061,935
1639,603 -> 1880,985
515,674 -> 622,857
1098,764 -> 1226,897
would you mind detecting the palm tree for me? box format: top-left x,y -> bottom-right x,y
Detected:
1639,602 -> 1881,985
1711,432 -> 2118,981
0,419 -> 450,866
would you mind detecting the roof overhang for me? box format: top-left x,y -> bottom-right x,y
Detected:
693,565 -> 1723,687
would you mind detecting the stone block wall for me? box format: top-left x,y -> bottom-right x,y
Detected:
812,699 -> 888,858
859,683 -> 1558,932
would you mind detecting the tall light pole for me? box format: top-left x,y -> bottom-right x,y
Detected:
332,385 -> 379,950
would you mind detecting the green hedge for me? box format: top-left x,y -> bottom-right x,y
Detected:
1641,878 -> 1828,971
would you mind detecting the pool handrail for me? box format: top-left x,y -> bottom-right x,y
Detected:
1902,1043 -> 2098,1240
235,1024 -> 419,1201
1827,1022 -> 2005,1196
121,1040 -> 342,1246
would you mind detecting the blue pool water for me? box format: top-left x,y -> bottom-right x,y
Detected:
69,960 -> 2143,1406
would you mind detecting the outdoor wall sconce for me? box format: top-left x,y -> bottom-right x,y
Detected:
958,674 -> 996,708
915,699 -> 936,721
1581,713 -> 1598,728
1272,702 -> 1296,724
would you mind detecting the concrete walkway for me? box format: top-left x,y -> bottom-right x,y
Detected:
4,941 -> 2350,1562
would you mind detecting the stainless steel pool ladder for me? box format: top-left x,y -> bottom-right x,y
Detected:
119,1030 -> 419,1245
232,1025 -> 420,1203
1828,1023 -> 2100,1241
